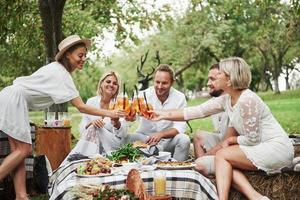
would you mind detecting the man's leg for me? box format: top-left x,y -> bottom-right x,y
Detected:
193,131 -> 220,158
127,133 -> 148,143
162,134 -> 190,161
193,131 -> 206,158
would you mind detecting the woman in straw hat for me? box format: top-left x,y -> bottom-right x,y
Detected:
149,57 -> 294,200
0,35 -> 126,199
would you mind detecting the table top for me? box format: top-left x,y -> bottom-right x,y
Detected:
48,159 -> 218,200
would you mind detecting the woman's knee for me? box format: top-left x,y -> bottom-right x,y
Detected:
17,144 -> 32,158
215,149 -> 228,161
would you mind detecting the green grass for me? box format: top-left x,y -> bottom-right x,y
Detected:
29,89 -> 300,141
31,194 -> 49,200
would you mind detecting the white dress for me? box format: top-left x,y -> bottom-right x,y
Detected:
77,96 -> 128,154
184,89 -> 294,173
0,62 -> 79,144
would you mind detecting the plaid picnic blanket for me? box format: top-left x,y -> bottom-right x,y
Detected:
0,124 -> 36,179
48,159 -> 218,200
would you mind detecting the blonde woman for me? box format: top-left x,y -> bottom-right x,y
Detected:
65,71 -> 130,161
150,57 -> 294,200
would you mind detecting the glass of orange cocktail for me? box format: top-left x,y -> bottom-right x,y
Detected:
139,102 -> 153,118
115,94 -> 131,116
132,96 -> 145,114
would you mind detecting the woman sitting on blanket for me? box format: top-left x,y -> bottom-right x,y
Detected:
150,57 -> 294,200
66,71 -> 135,161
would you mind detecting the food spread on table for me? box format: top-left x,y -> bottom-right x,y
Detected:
156,161 -> 195,169
157,161 -> 193,166
70,169 -> 148,200
69,184 -> 138,200
76,156 -> 113,176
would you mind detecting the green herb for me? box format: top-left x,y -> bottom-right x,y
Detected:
107,143 -> 142,162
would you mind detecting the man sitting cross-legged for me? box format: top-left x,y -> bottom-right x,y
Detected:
193,64 -> 229,176
128,64 -> 190,161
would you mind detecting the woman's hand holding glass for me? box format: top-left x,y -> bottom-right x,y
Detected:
125,106 -> 136,122
140,103 -> 153,119
147,110 -> 167,121
107,109 -> 126,119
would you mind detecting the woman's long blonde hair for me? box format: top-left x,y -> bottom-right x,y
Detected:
97,71 -> 120,99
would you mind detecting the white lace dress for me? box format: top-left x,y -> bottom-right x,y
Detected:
184,89 -> 294,173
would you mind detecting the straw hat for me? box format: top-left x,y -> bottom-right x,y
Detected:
55,35 -> 91,61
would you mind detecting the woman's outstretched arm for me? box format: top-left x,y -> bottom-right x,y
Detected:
71,97 -> 125,118
150,109 -> 185,121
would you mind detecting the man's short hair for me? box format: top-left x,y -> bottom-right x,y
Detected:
209,63 -> 219,70
154,64 -> 175,81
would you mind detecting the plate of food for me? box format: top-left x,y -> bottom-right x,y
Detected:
76,157 -> 114,177
132,140 -> 149,148
76,172 -> 114,178
154,161 -> 196,170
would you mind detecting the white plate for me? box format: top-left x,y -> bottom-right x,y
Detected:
140,165 -> 156,171
154,163 -> 196,170
76,171 -> 114,177
154,151 -> 171,160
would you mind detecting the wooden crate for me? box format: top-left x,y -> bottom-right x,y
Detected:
35,127 -> 71,170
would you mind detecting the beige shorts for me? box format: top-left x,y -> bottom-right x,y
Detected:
195,155 -> 215,175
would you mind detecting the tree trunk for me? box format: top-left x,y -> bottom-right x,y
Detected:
38,0 -> 65,62
285,67 -> 292,90
285,75 -> 291,90
273,77 -> 280,94
38,0 -> 67,119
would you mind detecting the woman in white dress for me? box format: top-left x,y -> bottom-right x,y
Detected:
150,57 -> 294,200
0,35 -> 125,200
65,71 -> 131,160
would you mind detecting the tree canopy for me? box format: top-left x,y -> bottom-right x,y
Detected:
108,0 -> 300,94
0,0 -> 299,99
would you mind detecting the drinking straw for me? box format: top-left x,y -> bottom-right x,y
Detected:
129,91 -> 134,116
134,85 -> 141,111
143,91 -> 149,111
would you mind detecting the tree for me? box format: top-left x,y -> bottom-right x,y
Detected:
0,0 -> 45,88
108,0 -> 300,94
38,0 -> 65,63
